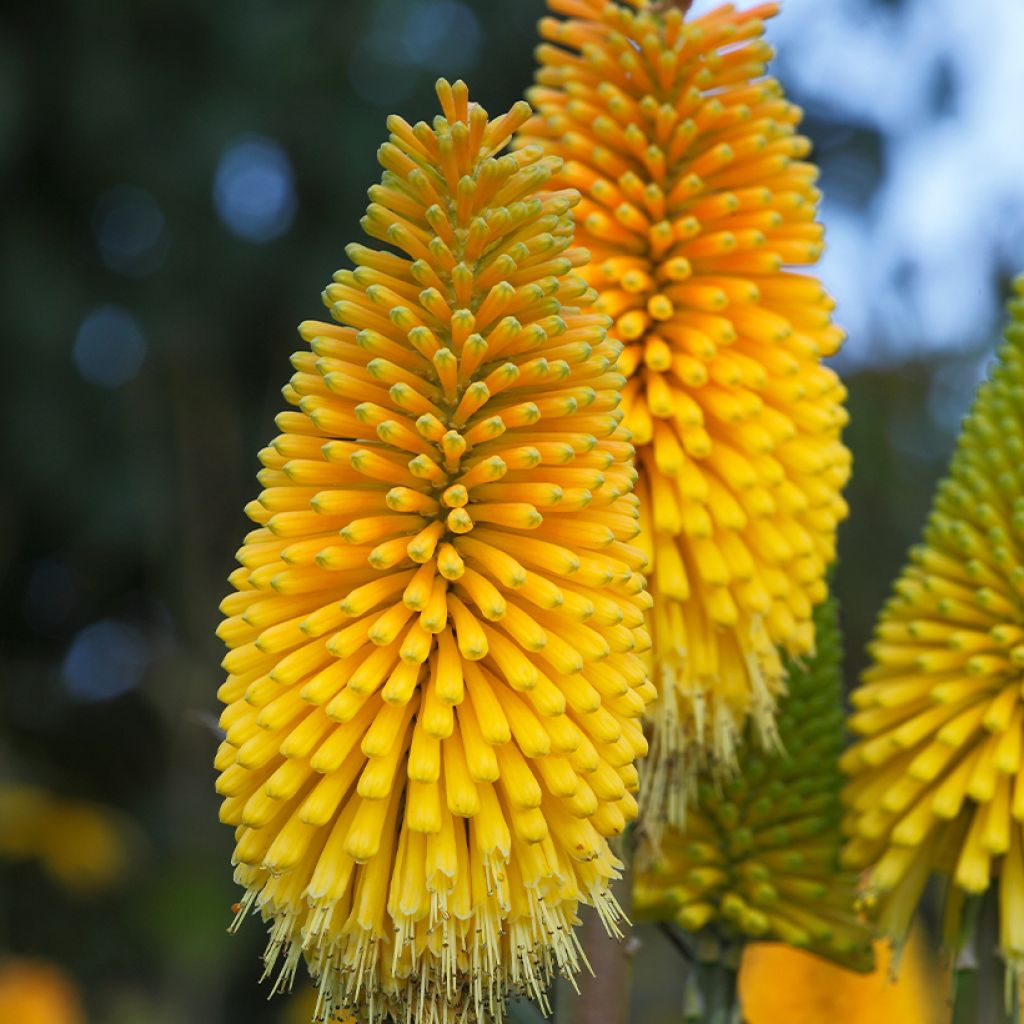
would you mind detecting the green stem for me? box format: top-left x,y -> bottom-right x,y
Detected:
953,888 -> 1020,1024
658,922 -> 696,962
952,956 -> 980,1024
686,937 -> 745,1024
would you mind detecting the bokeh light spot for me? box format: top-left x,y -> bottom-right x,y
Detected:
92,185 -> 169,278
350,0 -> 481,108
72,305 -> 147,389
400,0 -> 481,73
62,620 -> 150,703
213,135 -> 296,243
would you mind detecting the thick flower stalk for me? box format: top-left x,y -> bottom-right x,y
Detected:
634,599 -> 873,971
842,276 -> 1024,985
214,80 -> 654,1024
519,0 -> 850,820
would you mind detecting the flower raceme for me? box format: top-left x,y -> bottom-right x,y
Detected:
634,599 -> 872,970
519,0 -> 850,820
214,80 -> 654,1024
842,277 -> 1024,980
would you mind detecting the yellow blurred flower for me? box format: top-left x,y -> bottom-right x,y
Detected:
739,926 -> 950,1024
520,0 -> 849,822
842,277 -> 1024,978
0,959 -> 86,1024
0,783 -> 130,893
216,79 -> 653,1024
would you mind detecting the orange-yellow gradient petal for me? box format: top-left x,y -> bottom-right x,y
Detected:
215,80 -> 653,1024
842,276 -> 1024,982
519,0 -> 849,821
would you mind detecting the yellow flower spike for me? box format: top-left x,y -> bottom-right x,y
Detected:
216,79 -> 653,1024
633,599 -> 873,971
842,276 -> 1024,986
519,0 -> 849,822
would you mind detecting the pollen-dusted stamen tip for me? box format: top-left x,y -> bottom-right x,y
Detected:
841,280 -> 1024,983
216,78 -> 652,1024
518,0 -> 849,826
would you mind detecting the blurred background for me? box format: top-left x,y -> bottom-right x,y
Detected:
1,0 -> 1021,1020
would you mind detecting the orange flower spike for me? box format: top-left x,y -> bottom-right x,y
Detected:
520,0 -> 849,822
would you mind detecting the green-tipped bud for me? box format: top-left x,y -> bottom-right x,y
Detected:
635,598 -> 874,973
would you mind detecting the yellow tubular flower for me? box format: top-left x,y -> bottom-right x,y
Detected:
842,276 -> 1024,980
215,79 -> 654,1024
634,598 -> 873,969
519,0 -> 850,821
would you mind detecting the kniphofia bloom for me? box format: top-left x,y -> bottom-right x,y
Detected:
842,277 -> 1024,983
520,0 -> 850,824
215,80 -> 653,1023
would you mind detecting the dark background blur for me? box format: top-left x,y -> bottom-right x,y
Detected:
1,0 -> 1021,1021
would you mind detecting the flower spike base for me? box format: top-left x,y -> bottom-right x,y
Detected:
214,80 -> 654,1024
